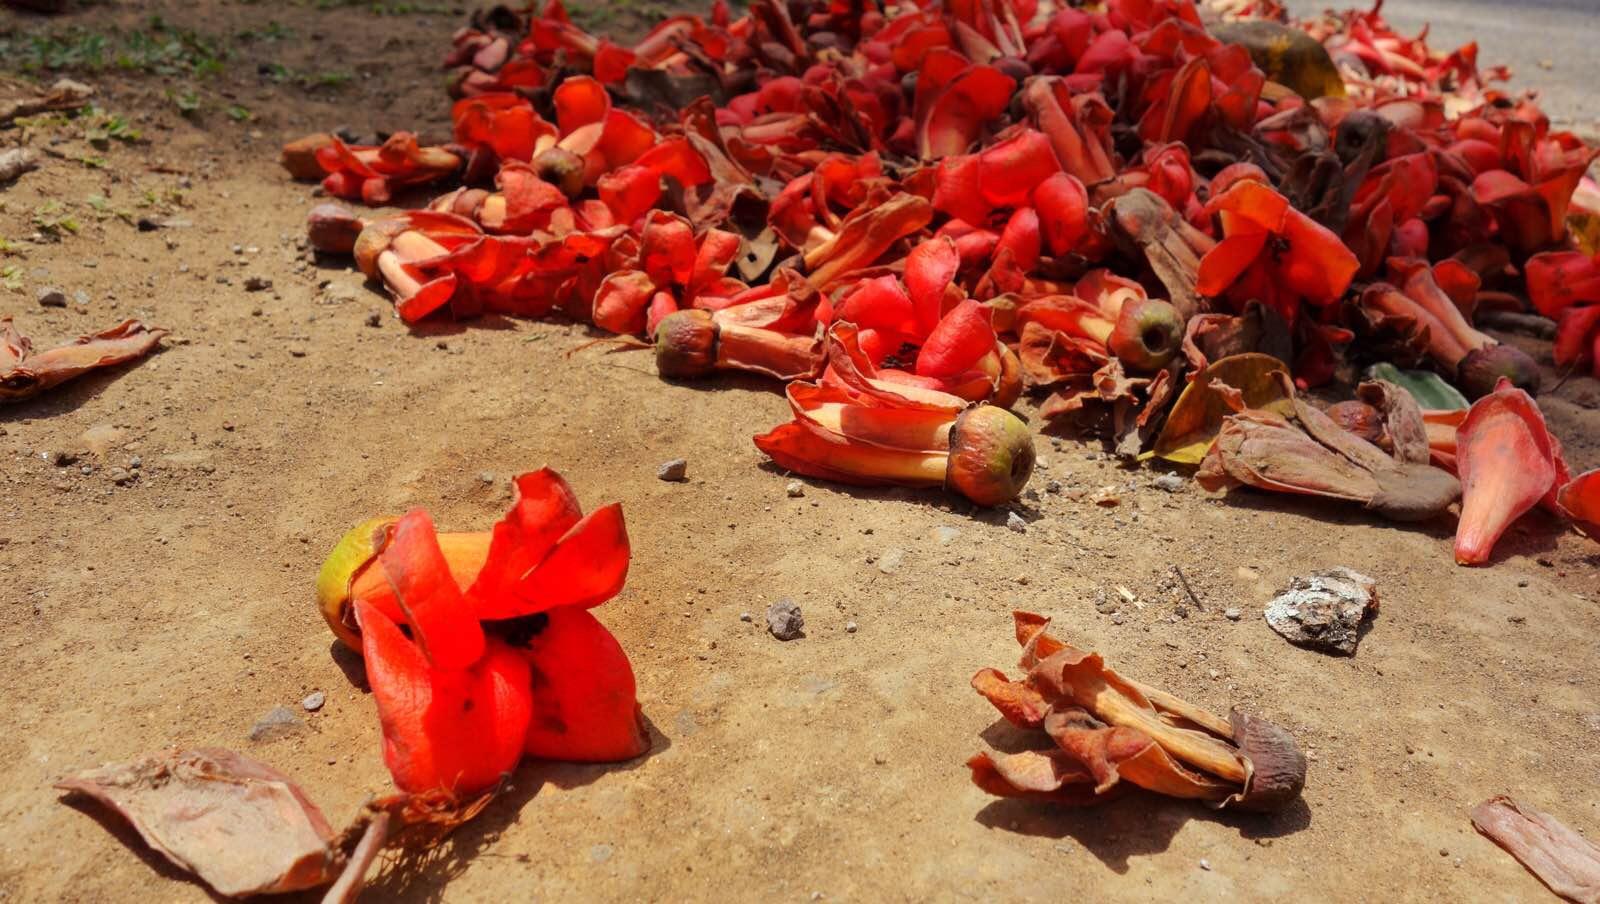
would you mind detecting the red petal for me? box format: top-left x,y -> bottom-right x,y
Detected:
552,75 -> 610,135
931,154 -> 991,225
640,212 -> 697,287
1557,468 -> 1600,543
836,275 -> 918,339
357,600 -> 531,796
1279,208 -> 1360,304
597,164 -> 663,226
514,503 -> 630,611
593,40 -> 635,84
380,509 -> 485,670
521,608 -> 649,762
919,65 -> 1016,159
1454,379 -> 1560,565
995,207 -> 1043,275
592,270 -> 657,335
905,237 -> 961,337
1196,229 -> 1268,297
1554,306 -> 1600,370
977,130 -> 1060,209
916,299 -> 995,378
1033,172 -> 1089,256
1525,251 -> 1600,319
469,469 -> 584,620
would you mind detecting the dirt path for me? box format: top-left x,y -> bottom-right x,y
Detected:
1,3 -> 1597,901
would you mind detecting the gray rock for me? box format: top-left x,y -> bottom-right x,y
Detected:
765,599 -> 804,641
935,526 -> 960,545
249,705 -> 305,741
845,621 -> 858,634
1151,474 -> 1186,492
1225,608 -> 1243,621
657,458 -> 688,482
1006,512 -> 1027,533
72,289 -> 90,305
876,547 -> 905,574
786,480 -> 805,497
739,612 -> 752,623
301,691 -> 325,712
1264,567 -> 1378,656
36,287 -> 67,307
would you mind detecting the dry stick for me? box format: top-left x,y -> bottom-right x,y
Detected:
1172,564 -> 1203,611
321,810 -> 391,904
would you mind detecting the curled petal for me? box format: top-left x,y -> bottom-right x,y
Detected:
522,608 -> 649,762
1454,379 -> 1560,565
515,503 -> 631,611
380,509 -> 486,671
357,600 -> 532,797
469,469 -> 584,619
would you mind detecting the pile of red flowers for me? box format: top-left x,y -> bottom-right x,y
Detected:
282,0 -> 1600,563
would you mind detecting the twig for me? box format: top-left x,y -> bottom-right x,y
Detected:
1172,565 -> 1203,611
322,810 -> 390,904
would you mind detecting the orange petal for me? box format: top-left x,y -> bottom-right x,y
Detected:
970,667 -> 1050,728
379,509 -> 486,671
1454,379 -> 1560,565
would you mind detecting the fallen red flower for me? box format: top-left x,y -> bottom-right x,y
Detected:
317,468 -> 648,798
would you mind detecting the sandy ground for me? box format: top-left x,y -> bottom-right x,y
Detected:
1,2 -> 1598,902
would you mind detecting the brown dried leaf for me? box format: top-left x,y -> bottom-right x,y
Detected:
1,317 -> 167,403
1472,796 -> 1600,904
1153,353 -> 1293,464
55,748 -> 341,898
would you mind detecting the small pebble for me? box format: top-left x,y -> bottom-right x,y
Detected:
36,287 -> 67,307
739,612 -> 752,623
1152,474 -> 1185,492
108,467 -> 134,485
478,471 -> 496,485
128,456 -> 141,469
243,275 -> 273,292
44,449 -> 76,467
1224,608 -> 1242,621
301,691 -> 325,712
72,289 -> 90,305
365,311 -> 383,327
786,480 -> 805,497
1005,512 -> 1027,533
657,458 -> 688,482
1199,859 -> 1212,871
845,621 -> 858,634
